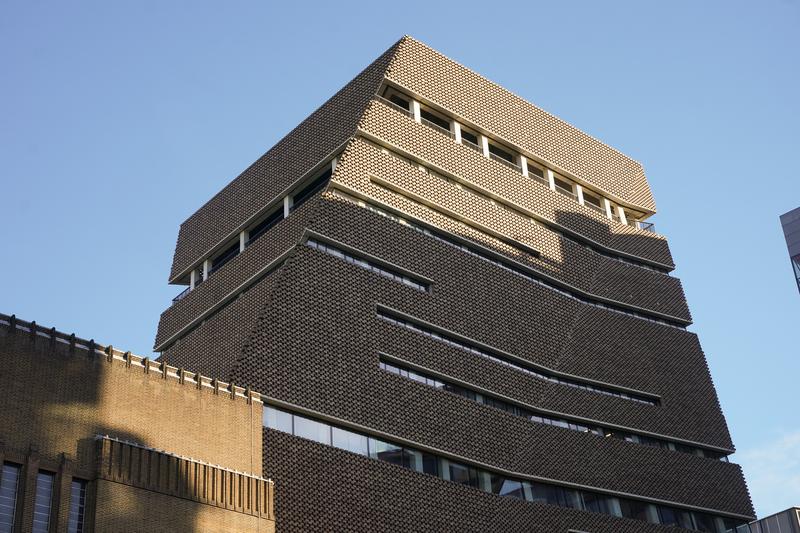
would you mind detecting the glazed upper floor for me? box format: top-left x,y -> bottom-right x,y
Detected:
167,36 -> 665,284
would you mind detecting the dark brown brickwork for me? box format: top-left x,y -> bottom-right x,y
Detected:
0,315 -> 274,532
169,44 -> 397,281
385,36 -> 656,213
265,429 -> 727,533
153,35 -> 752,532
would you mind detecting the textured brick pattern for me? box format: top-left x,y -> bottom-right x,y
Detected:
95,480 -> 274,533
161,268 -> 284,380
0,317 -> 271,532
265,429 -> 720,533
156,194 -> 322,349
169,44 -> 396,280
229,240 -> 750,515
385,36 -> 656,213
153,36 -> 752,531
360,99 -> 673,267
332,137 -> 687,318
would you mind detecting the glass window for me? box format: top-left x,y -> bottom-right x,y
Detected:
247,208 -> 283,245
331,427 -> 369,456
620,498 -> 652,521
368,438 -> 404,466
32,471 -> 55,533
420,453 -> 440,476
294,414 -> 331,445
420,108 -> 450,131
693,512 -> 719,532
210,242 -> 240,273
487,143 -> 514,163
0,463 -> 21,533
292,168 -> 332,211
658,505 -> 695,528
527,162 -> 545,180
263,406 -> 293,434
498,479 -> 526,499
447,461 -> 479,488
68,479 -> 87,533
388,93 -> 410,110
460,129 -> 479,146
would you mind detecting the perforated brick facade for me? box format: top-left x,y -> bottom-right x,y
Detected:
154,36 -> 752,532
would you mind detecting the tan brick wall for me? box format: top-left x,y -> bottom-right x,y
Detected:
0,316 -> 273,532
94,480 -> 274,533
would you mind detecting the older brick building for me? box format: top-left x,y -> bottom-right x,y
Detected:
152,35 -> 753,532
0,313 -> 274,532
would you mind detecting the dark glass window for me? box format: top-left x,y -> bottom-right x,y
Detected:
553,176 -> 574,194
527,163 -> 545,179
67,479 -> 87,533
693,512 -> 719,532
582,492 -> 617,514
369,438 -> 405,466
499,479 -> 526,499
488,143 -> 514,163
420,453 -> 440,476
32,471 -> 55,533
210,242 -> 240,273
247,209 -> 283,245
420,108 -> 450,131
583,192 -> 604,209
292,168 -> 332,212
620,498 -> 654,522
447,461 -> 479,488
388,93 -> 410,110
0,463 -> 21,533
659,506 -> 695,529
461,129 -> 479,146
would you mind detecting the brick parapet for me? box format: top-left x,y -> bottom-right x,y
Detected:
96,436 -> 273,520
0,312 -> 261,405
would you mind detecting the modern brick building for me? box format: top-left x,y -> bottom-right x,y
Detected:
780,206 -> 800,293
153,35 -> 751,532
0,313 -> 275,532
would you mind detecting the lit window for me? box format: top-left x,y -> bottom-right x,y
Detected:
67,479 -> 87,533
32,471 -> 55,533
0,463 -> 21,533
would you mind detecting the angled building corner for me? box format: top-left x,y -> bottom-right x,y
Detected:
151,35 -> 752,532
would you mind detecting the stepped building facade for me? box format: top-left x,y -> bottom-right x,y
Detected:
151,36 -> 754,532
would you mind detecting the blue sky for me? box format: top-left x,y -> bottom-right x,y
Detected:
1,0 -> 798,517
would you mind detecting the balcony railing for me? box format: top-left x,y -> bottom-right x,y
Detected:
420,117 -> 455,139
584,201 -> 606,216
461,138 -> 483,155
171,286 -> 191,305
637,221 -> 656,233
554,185 -> 577,200
375,95 -> 413,118
489,152 -> 521,172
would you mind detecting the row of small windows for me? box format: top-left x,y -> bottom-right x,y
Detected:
332,188 -> 685,329
378,86 -> 655,233
0,463 -> 86,533
376,308 -> 659,405
379,359 -> 728,461
172,166 -> 334,304
363,137 -> 669,274
263,406 -> 746,533
306,239 -> 429,292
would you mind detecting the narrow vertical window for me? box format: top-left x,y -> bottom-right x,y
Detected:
0,463 -> 21,533
68,479 -> 88,533
32,471 -> 55,533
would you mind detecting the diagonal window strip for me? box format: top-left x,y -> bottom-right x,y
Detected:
331,189 -> 685,330
376,308 -> 659,406
263,404 -> 746,531
307,238 -> 429,292
379,358 -> 727,461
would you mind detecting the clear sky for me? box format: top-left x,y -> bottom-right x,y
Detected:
1,0 -> 797,518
